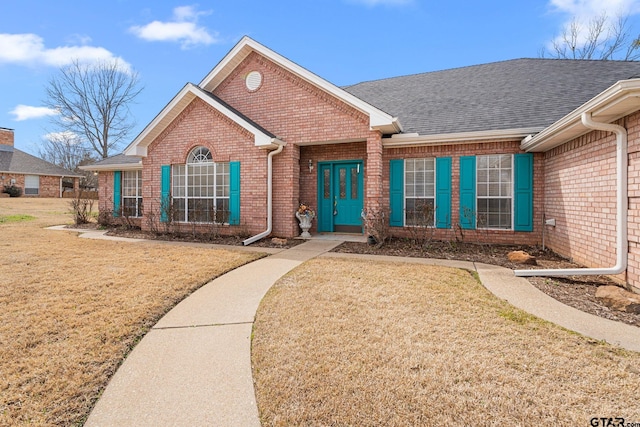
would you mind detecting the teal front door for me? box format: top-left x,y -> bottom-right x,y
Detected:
317,161 -> 364,233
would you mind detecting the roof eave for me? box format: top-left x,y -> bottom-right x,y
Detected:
124,83 -> 280,156
79,162 -> 142,172
521,78 -> 640,152
382,127 -> 543,148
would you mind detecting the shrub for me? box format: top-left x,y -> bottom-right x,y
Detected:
362,207 -> 391,249
70,194 -> 94,225
3,185 -> 22,197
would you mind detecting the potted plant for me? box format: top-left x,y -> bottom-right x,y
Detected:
295,203 -> 315,238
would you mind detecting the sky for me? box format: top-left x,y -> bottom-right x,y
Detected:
1,0 -> 640,156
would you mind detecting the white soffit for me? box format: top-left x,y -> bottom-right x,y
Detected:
382,128 -> 543,147
198,36 -> 402,134
521,79 -> 640,152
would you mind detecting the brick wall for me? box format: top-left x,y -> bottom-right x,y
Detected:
382,140 -> 544,245
544,112 -> 640,288
0,174 -> 62,197
0,128 -> 13,146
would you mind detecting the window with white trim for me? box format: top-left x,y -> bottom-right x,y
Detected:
24,175 -> 39,195
405,158 -> 435,226
172,147 -> 230,223
122,170 -> 143,217
477,154 -> 512,229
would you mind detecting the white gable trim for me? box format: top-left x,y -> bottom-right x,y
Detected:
199,36 -> 402,134
124,83 -> 283,157
522,79 -> 640,152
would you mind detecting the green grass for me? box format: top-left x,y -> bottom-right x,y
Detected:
0,214 -> 36,224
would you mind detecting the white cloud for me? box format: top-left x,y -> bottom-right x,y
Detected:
44,131 -> 81,143
0,33 -> 130,69
10,105 -> 59,121
129,5 -> 218,49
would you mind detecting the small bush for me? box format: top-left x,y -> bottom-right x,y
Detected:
70,195 -> 94,225
362,207 -> 391,249
3,185 -> 22,197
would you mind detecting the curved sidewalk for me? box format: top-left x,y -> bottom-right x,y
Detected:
70,231 -> 640,426
85,239 -> 342,427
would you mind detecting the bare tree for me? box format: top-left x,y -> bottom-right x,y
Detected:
38,132 -> 89,171
541,12 -> 640,61
44,59 -> 143,159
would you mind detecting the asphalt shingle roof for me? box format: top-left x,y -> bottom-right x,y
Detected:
0,146 -> 82,177
89,153 -> 142,167
343,58 -> 640,135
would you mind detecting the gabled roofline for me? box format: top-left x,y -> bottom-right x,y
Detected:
382,127 -> 543,148
198,36 -> 402,134
124,83 -> 284,157
521,78 -> 640,152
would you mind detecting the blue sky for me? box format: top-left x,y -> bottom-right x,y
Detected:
1,0 -> 640,156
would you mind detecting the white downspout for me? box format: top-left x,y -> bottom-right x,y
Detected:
515,112 -> 628,277
243,142 -> 285,245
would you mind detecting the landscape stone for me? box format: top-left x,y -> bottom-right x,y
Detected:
507,250 -> 537,265
595,285 -> 640,314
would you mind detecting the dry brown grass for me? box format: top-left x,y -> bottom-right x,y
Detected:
0,198 -> 264,426
253,258 -> 640,426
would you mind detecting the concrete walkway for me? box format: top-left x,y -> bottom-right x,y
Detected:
84,239 -> 341,427
47,227 -> 640,425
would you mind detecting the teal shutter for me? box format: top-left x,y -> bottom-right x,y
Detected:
514,153 -> 534,232
113,171 -> 121,216
160,165 -> 171,223
389,159 -> 404,227
459,156 -> 476,229
229,161 -> 240,225
435,157 -> 452,229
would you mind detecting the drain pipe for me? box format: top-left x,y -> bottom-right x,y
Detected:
243,142 -> 285,245
515,112 -> 628,277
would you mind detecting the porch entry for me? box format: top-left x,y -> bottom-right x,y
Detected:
317,160 -> 364,233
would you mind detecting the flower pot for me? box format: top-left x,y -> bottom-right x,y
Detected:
295,211 -> 314,238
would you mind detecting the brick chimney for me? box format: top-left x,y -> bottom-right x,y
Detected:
0,128 -> 14,147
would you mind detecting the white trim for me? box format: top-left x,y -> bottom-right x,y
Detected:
123,84 -> 284,157
521,78 -> 640,152
79,162 -> 142,172
383,127 -> 543,148
199,36 -> 402,134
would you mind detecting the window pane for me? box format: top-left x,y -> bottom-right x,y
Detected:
323,169 -> 330,199
351,167 -> 358,199
339,168 -> 346,199
406,198 -> 434,226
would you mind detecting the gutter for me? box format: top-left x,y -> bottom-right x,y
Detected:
515,112 -> 628,277
243,142 -> 285,245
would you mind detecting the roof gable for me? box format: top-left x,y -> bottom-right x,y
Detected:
124,83 -> 283,157
199,36 -> 401,134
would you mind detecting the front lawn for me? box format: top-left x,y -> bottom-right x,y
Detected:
253,257 -> 640,426
0,198 -> 264,426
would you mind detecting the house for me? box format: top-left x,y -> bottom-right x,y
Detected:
0,128 -> 81,197
85,37 -> 640,290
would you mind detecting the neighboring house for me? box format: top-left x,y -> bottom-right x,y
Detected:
0,128 -> 81,197
84,37 -> 640,290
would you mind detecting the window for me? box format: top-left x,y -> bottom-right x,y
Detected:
172,147 -> 230,223
122,170 -> 143,217
390,157 -> 451,229
404,158 -> 435,226
24,175 -> 39,195
476,154 -> 512,229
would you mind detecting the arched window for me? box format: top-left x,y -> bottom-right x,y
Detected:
172,147 -> 230,223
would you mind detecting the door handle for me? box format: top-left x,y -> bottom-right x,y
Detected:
333,197 -> 338,216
